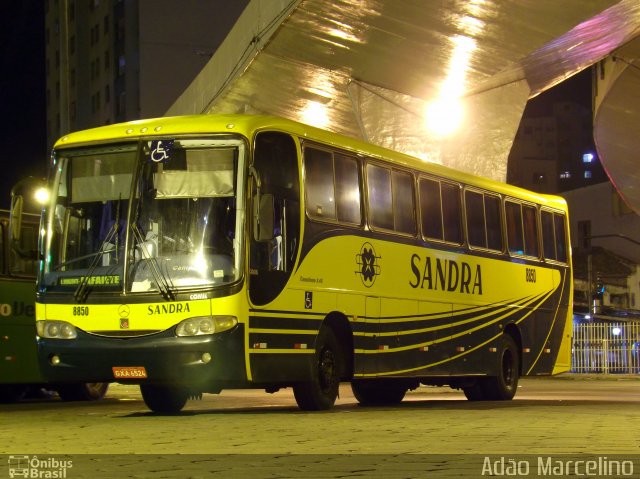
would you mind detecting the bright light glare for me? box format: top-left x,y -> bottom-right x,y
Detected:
423,35 -> 475,137
612,327 -> 622,336
34,187 -> 50,205
424,97 -> 464,137
301,101 -> 329,129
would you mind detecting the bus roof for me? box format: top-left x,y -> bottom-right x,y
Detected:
54,114 -> 568,211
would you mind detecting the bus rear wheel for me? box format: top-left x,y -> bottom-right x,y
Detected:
293,326 -> 342,411
57,382 -> 109,401
140,384 -> 189,413
351,379 -> 407,406
464,335 -> 519,401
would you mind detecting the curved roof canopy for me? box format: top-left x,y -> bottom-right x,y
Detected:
168,0 -> 640,211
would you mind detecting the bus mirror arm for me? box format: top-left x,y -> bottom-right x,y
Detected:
9,194 -> 24,242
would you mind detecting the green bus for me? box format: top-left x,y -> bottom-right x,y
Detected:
0,178 -> 108,402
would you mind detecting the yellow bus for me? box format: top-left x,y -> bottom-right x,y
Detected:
36,115 -> 572,413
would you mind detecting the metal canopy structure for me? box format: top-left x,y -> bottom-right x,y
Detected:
167,0 -> 640,212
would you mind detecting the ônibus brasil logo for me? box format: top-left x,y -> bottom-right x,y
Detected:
7,455 -> 73,478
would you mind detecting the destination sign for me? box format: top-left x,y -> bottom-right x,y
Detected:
59,275 -> 121,286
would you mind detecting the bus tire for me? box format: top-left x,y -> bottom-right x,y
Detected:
0,385 -> 28,403
462,382 -> 486,401
351,379 -> 407,406
140,384 -> 189,413
57,382 -> 109,401
482,334 -> 520,400
293,326 -> 341,411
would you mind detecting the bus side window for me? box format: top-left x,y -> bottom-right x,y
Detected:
506,201 -> 524,255
465,190 -> 486,248
11,224 -> 38,276
522,205 -> 539,257
554,213 -> 568,263
441,182 -> 462,244
392,170 -> 416,235
334,154 -> 361,225
366,164 -> 393,230
485,195 -> 503,251
419,178 -> 443,241
541,210 -> 556,260
305,147 -> 336,220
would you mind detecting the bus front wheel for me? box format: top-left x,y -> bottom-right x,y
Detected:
293,326 -> 342,411
140,384 -> 189,413
351,379 -> 407,406
0,385 -> 28,403
57,382 -> 109,401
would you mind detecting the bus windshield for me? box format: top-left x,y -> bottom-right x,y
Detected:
41,138 -> 246,296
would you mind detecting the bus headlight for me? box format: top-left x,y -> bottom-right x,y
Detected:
175,316 -> 237,337
36,320 -> 77,339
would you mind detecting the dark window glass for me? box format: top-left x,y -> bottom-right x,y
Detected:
335,154 -> 361,225
393,170 -> 416,235
465,190 -> 485,248
506,201 -> 524,255
554,213 -> 568,262
419,178 -> 443,240
485,195 -> 503,251
442,183 -> 462,244
523,205 -> 539,257
367,164 -> 393,230
0,223 -> 4,274
541,210 -> 556,260
305,148 -> 336,220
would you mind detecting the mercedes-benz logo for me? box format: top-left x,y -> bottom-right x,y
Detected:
118,304 -> 130,318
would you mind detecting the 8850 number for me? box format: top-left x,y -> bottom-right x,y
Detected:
73,306 -> 89,316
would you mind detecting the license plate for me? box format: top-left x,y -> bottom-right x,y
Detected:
112,366 -> 147,379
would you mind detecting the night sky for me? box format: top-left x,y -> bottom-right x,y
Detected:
1,1 -> 47,209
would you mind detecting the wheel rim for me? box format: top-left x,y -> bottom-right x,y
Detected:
86,383 -> 105,394
318,347 -> 336,393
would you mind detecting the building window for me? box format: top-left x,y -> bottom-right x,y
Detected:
560,171 -> 571,179
118,55 -> 126,76
577,220 -> 591,250
583,153 -> 595,163
584,170 -> 592,179
532,172 -> 546,184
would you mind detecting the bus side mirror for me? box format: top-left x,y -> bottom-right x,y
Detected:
253,193 -> 275,242
10,194 -> 24,242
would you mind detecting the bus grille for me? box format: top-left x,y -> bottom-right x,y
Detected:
88,330 -> 162,338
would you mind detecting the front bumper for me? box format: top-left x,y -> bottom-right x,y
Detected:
37,324 -> 246,389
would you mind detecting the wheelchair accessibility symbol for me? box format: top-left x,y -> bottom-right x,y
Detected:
148,139 -> 174,163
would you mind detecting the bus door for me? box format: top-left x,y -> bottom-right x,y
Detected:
248,132 -> 300,307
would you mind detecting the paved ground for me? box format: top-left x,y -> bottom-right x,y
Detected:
1,376 -> 639,478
